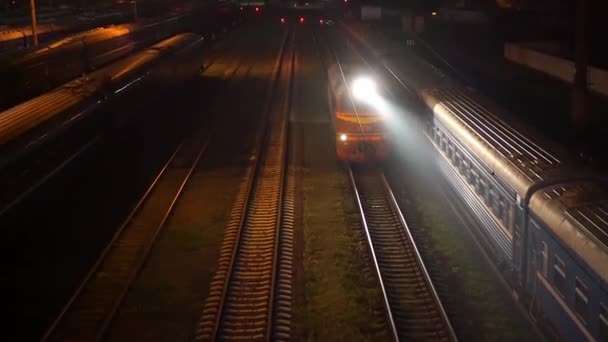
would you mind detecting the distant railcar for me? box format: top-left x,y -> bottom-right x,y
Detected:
327,62 -> 389,162
0,16 -> 190,110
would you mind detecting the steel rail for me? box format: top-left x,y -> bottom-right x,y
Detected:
380,172 -> 458,341
348,166 -> 458,341
42,138 -> 181,341
347,166 -> 400,342
42,132 -> 210,341
194,28 -> 294,342
268,31 -> 297,342
41,57 -> 239,342
212,31 -> 293,342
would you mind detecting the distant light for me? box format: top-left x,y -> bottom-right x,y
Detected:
340,134 -> 347,141
280,17 -> 285,23
352,77 -> 377,101
240,6 -> 243,10
319,19 -> 324,24
431,11 -> 437,16
255,6 -> 259,12
299,17 -> 304,23
344,0 -> 347,3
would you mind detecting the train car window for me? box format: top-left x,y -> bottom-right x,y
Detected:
553,255 -> 567,297
600,304 -> 608,341
469,169 -> 478,186
498,200 -> 505,223
574,277 -> 589,323
487,187 -> 495,207
460,160 -> 468,178
448,146 -> 453,160
541,241 -> 549,278
478,179 -> 487,198
493,196 -> 502,220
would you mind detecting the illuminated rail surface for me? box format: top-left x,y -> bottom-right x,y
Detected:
349,167 -> 457,341
195,30 -> 295,341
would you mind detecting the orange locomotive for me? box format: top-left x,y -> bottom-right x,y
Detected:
327,62 -> 389,162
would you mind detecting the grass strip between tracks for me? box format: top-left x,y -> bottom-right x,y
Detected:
292,26 -> 390,341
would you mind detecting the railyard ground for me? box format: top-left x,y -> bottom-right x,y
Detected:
11,17 -> 550,341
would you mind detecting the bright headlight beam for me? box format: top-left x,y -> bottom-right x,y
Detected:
351,77 -> 376,101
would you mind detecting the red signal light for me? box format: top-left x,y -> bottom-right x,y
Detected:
319,19 -> 324,24
299,17 -> 304,23
280,17 -> 285,23
239,6 -> 243,10
255,6 -> 259,12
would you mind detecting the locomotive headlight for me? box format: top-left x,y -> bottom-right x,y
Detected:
340,134 -> 347,141
351,77 -> 377,101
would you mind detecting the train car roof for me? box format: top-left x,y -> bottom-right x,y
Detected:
530,181 -> 608,283
421,87 -> 592,197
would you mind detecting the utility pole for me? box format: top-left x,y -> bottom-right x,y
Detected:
30,0 -> 39,47
572,0 -> 590,132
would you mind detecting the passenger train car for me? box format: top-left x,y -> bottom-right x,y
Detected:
0,33 -> 206,169
327,62 -> 389,162
0,3 -> 239,110
0,18 -> 186,110
421,87 -> 608,341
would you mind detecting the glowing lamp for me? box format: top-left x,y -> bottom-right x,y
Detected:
351,77 -> 377,101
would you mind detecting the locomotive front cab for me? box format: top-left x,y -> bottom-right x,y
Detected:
327,63 -> 390,162
336,132 -> 389,162
335,110 -> 389,162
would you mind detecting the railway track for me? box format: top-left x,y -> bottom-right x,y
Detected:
195,30 -> 295,342
40,57 -> 249,342
41,133 -> 211,342
349,166 -> 457,342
